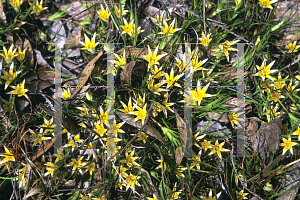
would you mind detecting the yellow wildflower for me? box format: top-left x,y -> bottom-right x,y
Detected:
162,98 -> 174,117
133,93 -> 146,107
62,88 -> 71,99
114,5 -> 128,18
94,123 -> 106,137
199,31 -> 212,48
175,55 -> 186,71
6,79 -> 28,98
16,47 -> 26,62
131,104 -> 148,125
255,60 -> 277,80
158,19 -> 181,36
229,112 -> 238,127
98,5 -> 110,23
9,0 -> 22,10
41,117 -> 54,134
293,127 -> 300,141
151,10 -> 170,25
259,0 -> 278,9
30,0 -> 48,14
215,40 -> 239,62
29,128 -> 52,145
83,162 -> 95,176
120,97 -> 135,114
67,157 -> 84,173
114,50 -> 126,69
208,140 -> 230,159
272,72 -> 288,89
191,80 -> 213,106
287,41 -> 299,53
236,190 -> 248,200
121,18 -> 134,36
0,146 -> 15,164
98,106 -> 108,125
1,62 -> 21,90
168,183 -> 182,199
269,90 -> 284,103
201,139 -> 211,151
80,32 -> 99,54
203,190 -> 222,200
0,45 -> 17,63
53,149 -> 64,163
263,106 -> 279,122
44,162 -> 56,176
137,132 -> 148,143
143,46 -> 167,68
147,194 -> 158,200
151,65 -> 164,79
164,68 -> 184,88
191,57 -> 208,73
125,173 -> 140,191
148,78 -> 168,95
260,80 -> 272,93
281,136 -> 297,155
120,148 -> 139,167
189,151 -> 201,170
115,165 -> 128,177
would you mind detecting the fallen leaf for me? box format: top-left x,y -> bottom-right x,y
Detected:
65,179 -> 76,187
114,46 -> 169,62
23,186 -> 42,200
23,39 -> 34,68
274,34 -> 300,46
49,20 -> 66,44
63,27 -> 83,50
71,51 -> 103,98
120,61 -> 136,86
115,111 -> 164,143
174,109 -> 187,166
0,0 -> 7,24
34,49 -> 52,69
207,112 -> 229,123
54,2 -> 90,22
249,121 -> 281,165
37,66 -> 54,81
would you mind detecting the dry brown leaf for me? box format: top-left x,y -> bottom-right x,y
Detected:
38,66 -> 54,81
274,34 -> 300,46
34,49 -> 52,68
114,46 -> 169,62
0,0 -> 7,24
120,61 -> 136,86
174,109 -> 187,166
115,111 -> 164,143
207,112 -> 229,123
24,39 -> 34,68
65,179 -> 76,187
63,27 -> 83,50
54,2 -> 90,22
23,186 -> 42,200
71,51 -> 103,98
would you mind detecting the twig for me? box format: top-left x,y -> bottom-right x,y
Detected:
278,56 -> 300,72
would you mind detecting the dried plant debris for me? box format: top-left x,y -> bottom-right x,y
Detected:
249,121 -> 281,165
